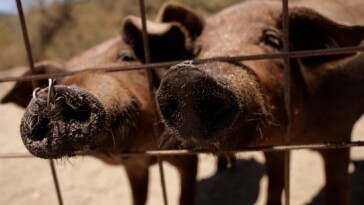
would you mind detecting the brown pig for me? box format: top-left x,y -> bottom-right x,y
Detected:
157,0 -> 364,204
1,3 -> 204,205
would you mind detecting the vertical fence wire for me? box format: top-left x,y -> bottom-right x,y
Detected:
15,1 -> 64,205
137,0 -> 169,205
7,0 -> 361,204
282,0 -> 291,204
49,160 -> 64,205
15,0 -> 37,88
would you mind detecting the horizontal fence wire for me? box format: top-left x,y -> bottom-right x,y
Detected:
1,1 -> 364,205
2,140 -> 364,159
0,46 -> 363,83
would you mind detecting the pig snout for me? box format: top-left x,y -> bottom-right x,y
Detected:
158,61 -> 269,149
157,63 -> 239,143
20,85 -> 106,158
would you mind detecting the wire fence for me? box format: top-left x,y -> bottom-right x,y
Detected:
1,0 -> 364,205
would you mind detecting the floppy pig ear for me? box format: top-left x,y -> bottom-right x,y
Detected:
281,8 -> 364,67
155,2 -> 205,41
122,15 -> 193,63
1,61 -> 64,108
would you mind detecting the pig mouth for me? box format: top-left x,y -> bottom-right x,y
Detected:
158,130 -> 221,152
158,64 -> 242,150
158,62 -> 268,151
20,85 -> 106,159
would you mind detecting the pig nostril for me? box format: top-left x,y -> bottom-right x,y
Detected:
197,96 -> 231,120
161,99 -> 179,120
63,103 -> 91,122
31,118 -> 50,141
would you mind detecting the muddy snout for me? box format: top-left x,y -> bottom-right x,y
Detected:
157,64 -> 239,142
20,85 -> 106,159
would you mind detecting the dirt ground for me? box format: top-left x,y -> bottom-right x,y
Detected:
1,67 -> 364,205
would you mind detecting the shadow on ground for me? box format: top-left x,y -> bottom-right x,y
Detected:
196,158 -> 265,205
196,159 -> 364,205
308,160 -> 364,205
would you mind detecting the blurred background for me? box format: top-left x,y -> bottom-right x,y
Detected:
0,0 -> 241,70
1,1 -> 364,205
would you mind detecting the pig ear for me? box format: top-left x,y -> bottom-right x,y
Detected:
155,2 -> 204,41
282,8 -> 364,67
122,15 -> 195,63
1,61 -> 64,108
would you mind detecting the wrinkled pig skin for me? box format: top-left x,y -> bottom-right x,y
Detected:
157,0 -> 364,204
1,3 -> 204,205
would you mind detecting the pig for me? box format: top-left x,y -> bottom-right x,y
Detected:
1,3 -> 205,205
157,0 -> 364,204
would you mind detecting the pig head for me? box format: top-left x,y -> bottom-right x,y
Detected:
157,0 -> 364,204
158,0 -> 364,149
2,3 -> 203,159
2,3 -> 204,205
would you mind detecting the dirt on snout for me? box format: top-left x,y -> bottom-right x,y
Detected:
1,67 -> 364,205
20,86 -> 106,159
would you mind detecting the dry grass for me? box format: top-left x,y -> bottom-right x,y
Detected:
0,0 -> 242,71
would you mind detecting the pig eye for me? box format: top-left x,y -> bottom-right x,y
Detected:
193,44 -> 202,56
262,29 -> 282,49
118,52 -> 137,62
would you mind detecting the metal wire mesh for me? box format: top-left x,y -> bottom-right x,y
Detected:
15,0 -> 63,204
1,0 -> 364,205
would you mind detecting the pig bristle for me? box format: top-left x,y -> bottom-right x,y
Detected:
94,96 -> 141,153
159,128 -> 219,152
20,86 -> 107,159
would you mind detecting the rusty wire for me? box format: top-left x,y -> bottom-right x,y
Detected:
137,0 -> 169,204
282,0 -> 291,204
1,0 -> 364,204
15,1 -> 63,205
2,140 -> 364,159
0,45 -> 363,84
15,0 -> 37,88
